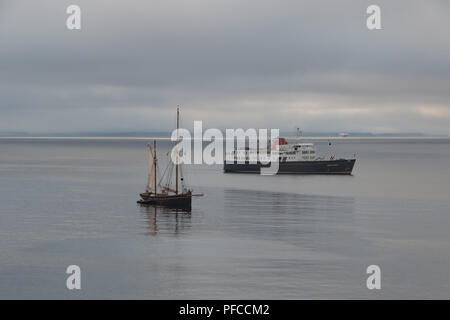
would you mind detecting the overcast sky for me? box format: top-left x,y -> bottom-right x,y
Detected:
1,0 -> 450,134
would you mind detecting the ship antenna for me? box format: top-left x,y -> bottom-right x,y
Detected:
175,106 -> 179,195
154,140 -> 157,194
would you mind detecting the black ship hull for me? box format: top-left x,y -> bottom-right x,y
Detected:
137,193 -> 192,209
224,159 -> 356,175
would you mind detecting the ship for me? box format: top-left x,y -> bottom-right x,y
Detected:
224,138 -> 356,175
137,108 -> 202,209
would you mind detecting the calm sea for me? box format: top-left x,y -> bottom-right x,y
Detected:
0,138 -> 450,299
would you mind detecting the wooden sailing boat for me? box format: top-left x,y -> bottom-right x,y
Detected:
137,108 -> 202,209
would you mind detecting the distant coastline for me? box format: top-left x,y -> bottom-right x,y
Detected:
0,131 -> 448,139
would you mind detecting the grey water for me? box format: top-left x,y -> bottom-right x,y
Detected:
1,138 -> 450,299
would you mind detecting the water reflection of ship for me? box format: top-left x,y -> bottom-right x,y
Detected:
223,189 -> 355,240
139,204 -> 192,236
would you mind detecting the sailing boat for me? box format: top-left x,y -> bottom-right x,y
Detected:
137,108 -> 202,209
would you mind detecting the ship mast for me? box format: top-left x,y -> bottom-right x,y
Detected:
175,107 -> 179,195
153,140 -> 157,194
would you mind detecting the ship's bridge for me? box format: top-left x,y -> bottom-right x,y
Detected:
291,143 -> 314,149
279,143 -> 317,161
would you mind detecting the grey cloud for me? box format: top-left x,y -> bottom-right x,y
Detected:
1,0 -> 450,134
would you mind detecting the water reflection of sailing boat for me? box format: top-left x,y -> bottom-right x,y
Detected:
137,108 -> 203,210
139,205 -> 192,236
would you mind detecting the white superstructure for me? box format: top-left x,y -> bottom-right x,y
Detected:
227,139 -> 320,163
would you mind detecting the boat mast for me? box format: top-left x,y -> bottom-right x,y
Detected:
154,140 -> 157,194
175,107 -> 179,195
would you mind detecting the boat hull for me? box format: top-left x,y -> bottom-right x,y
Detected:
224,159 -> 356,175
137,193 -> 192,209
